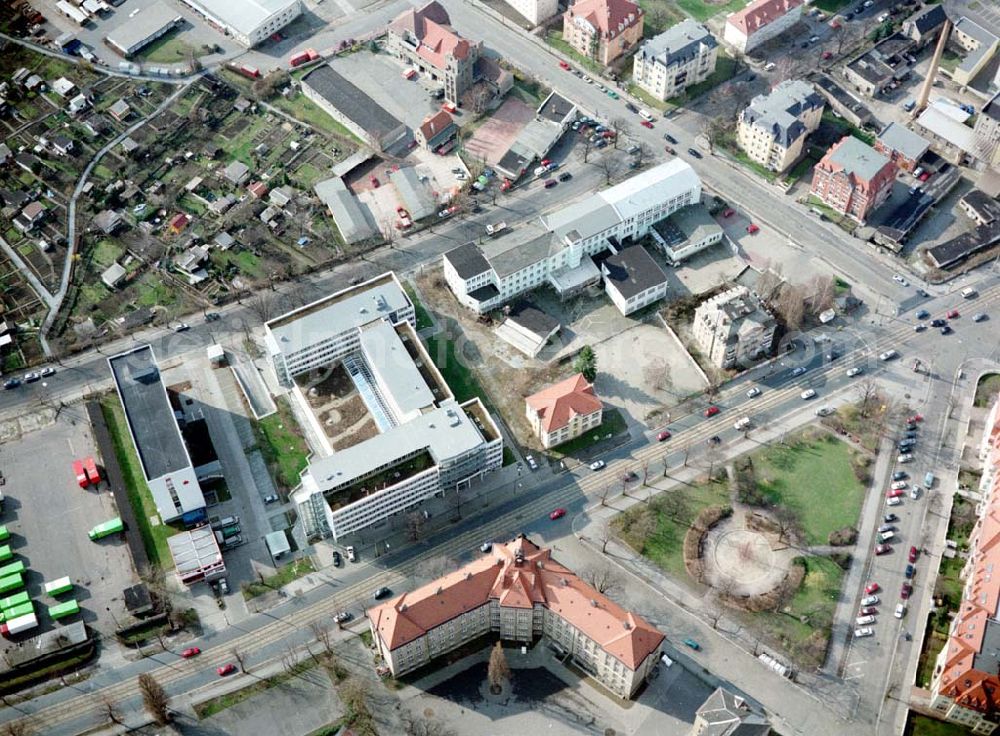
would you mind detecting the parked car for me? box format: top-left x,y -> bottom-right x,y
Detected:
910,486 -> 921,499
683,638 -> 701,650
887,496 -> 902,506
930,318 -> 946,327
905,564 -> 915,579
332,551 -> 342,567
345,546 -> 356,562
746,387 -> 761,398
897,453 -> 914,463
791,366 -> 807,376
879,350 -> 898,361
940,324 -> 952,335
543,179 -> 557,189
640,119 -> 654,129
891,481 -> 908,490
558,172 -> 572,182
263,494 -> 279,504
884,513 -> 898,523
892,471 -> 908,481
874,544 -> 891,555
857,615 -> 876,626
589,460 -> 606,471
704,406 -> 720,417
40,367 -> 56,377
558,60 -> 570,70
974,313 -> 988,322
526,454 -> 539,470
722,208 -> 735,218
900,582 -> 913,599
657,430 -> 672,441
217,664 -> 237,676
373,587 -> 392,600
916,309 -> 930,320
886,489 -> 904,499
23,372 -> 40,383
878,524 -> 896,533
909,546 -> 918,562
746,223 -> 760,234
947,309 -> 960,319
895,602 -> 907,618
664,134 -> 678,144
861,595 -> 880,606
622,471 -> 637,482
480,541 -> 493,553
687,148 -> 702,159
860,606 -> 877,616
893,274 -> 908,286
181,647 -> 201,658
865,582 -> 880,595
333,611 -> 353,623
854,627 -> 874,638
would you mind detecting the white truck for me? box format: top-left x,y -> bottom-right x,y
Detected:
1,612 -> 38,636
485,222 -> 507,237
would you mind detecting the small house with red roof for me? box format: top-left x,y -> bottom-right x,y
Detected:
525,373 -> 603,448
563,0 -> 644,67
416,110 -> 458,153
168,212 -> 190,234
369,535 -> 664,698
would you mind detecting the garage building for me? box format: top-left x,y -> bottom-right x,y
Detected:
105,3 -> 183,57
178,0 -> 302,47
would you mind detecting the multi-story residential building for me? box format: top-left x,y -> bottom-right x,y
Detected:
562,0 -> 644,67
809,136 -> 898,223
691,687 -> 771,735
926,394 -> 1000,734
949,17 -> 999,88
874,122 -> 930,174
972,92 -> 1000,168
370,536 -> 665,698
736,79 -> 824,174
723,0 -> 803,54
442,160 -> 700,314
387,1 -> 481,105
264,272 -> 415,387
502,0 -> 558,26
901,4 -> 947,48
632,20 -> 718,102
692,286 -> 776,369
526,374 -> 603,449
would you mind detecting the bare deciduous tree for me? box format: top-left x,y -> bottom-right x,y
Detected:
809,275 -> 836,315
579,134 -> 594,164
596,519 -> 613,553
311,621 -> 333,654
401,711 -> 458,736
339,677 -> 375,734
2,720 -> 35,736
487,641 -> 511,693
755,264 -> 784,303
643,357 -> 672,393
581,564 -> 622,595
231,647 -> 248,673
245,292 -> 275,324
775,284 -> 806,330
596,154 -> 623,185
405,511 -> 424,542
608,116 -> 630,149
634,141 -> 653,165
856,377 -> 881,419
600,484 -> 613,506
100,696 -> 124,726
415,555 -> 456,581
138,673 -> 171,725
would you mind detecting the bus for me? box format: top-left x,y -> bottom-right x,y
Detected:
48,599 -> 80,620
43,577 -> 73,596
0,591 -> 29,611
0,545 -> 12,562
2,601 -> 33,622
0,561 -> 26,578
88,517 -> 123,540
0,526 -> 8,542
0,574 -> 23,595
1,612 -> 38,636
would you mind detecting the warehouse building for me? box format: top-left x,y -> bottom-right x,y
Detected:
104,3 -> 183,57
178,0 -> 302,47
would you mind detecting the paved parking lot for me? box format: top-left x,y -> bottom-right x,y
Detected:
0,404 -> 136,639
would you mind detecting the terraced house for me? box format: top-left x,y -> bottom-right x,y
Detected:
369,536 -> 665,698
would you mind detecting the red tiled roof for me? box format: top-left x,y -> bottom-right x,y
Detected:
419,110 -> 455,141
247,181 -> 268,198
370,537 -> 664,671
567,0 -> 642,38
169,213 -> 190,230
726,0 -> 803,36
526,373 -> 602,434
390,1 -> 472,71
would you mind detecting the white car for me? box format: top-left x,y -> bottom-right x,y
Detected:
846,366 -> 863,377
801,388 -> 816,400
891,481 -> 908,490
589,460 -> 606,471
910,486 -> 921,499
861,594 -> 880,606
746,387 -> 761,398
815,406 -> 834,417
897,453 -> 914,463
856,615 -> 876,626
734,416 -> 751,430
893,274 -> 909,286
895,602 -> 907,619
887,496 -> 902,506
345,546 -> 356,562
879,350 -> 898,361
854,627 -> 874,638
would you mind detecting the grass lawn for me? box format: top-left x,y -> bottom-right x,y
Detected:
727,146 -> 779,182
744,556 -> 844,667
292,161 -> 326,189
135,30 -> 196,65
636,0 -> 685,34
822,110 -> 876,146
194,657 -> 321,717
806,196 -> 856,234
916,628 -> 948,689
906,713 -> 973,736
616,477 -> 730,580
272,93 -> 361,143
99,394 -> 178,567
812,0 -> 852,11
975,373 -> 1000,407
91,239 -> 124,268
136,274 -> 180,308
423,332 -> 493,406
545,31 -> 604,75
938,50 -> 961,75
678,52 -> 738,102
786,151 -> 821,184
402,281 -> 434,330
548,408 -> 628,458
242,557 -> 317,599
674,0 -> 747,22
750,433 -> 866,545
253,397 -> 309,490
215,249 -> 264,280
626,81 -> 672,113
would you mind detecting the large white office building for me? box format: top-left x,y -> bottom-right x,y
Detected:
273,275 -> 504,541
443,159 -> 701,314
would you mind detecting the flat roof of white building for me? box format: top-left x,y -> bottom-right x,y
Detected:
180,0 -> 300,39
265,272 -> 412,356
359,319 -> 435,421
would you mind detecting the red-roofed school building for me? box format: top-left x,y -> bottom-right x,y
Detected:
525,374 -> 603,448
369,535 -> 664,698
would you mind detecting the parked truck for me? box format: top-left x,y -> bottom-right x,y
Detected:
72,459 -> 88,488
88,517 -> 123,540
1,612 -> 38,637
289,48 -> 319,67
485,222 -> 507,236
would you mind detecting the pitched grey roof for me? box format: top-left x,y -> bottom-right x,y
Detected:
390,167 -> 436,220
905,4 -> 946,35
696,687 -> 771,736
601,245 -> 667,300
741,79 -> 821,147
303,65 -> 403,141
314,177 -> 376,244
444,242 -> 491,280
826,135 -> 891,182
876,122 -> 929,161
637,19 -> 717,68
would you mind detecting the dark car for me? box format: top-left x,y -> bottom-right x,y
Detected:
708,435 -> 722,445
3,378 -> 21,390
940,325 -> 952,335
687,148 -> 703,159
544,179 -> 557,189
664,133 -> 678,144
905,564 -> 915,579
892,471 -> 908,481
625,102 -> 638,113
916,310 -> 930,320
930,318 -> 946,327
332,551 -> 342,567
884,513 -> 898,523
373,587 -> 392,600
916,288 -> 929,297
205,312 -> 221,322
558,172 -> 572,182
900,582 -> 913,599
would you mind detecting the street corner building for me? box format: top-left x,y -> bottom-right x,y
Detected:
920,394 -> 1000,734
266,273 -> 503,541
525,373 -> 603,449
809,136 -> 897,224
369,535 -> 665,698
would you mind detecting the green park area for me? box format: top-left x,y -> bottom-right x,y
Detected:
253,398 -> 310,490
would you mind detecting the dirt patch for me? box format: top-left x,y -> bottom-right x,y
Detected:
296,364 -> 380,447
332,418 -> 378,450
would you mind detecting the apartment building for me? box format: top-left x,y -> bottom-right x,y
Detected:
442,160 -> 701,314
692,286 -> 776,369
370,536 -> 665,698
927,394 -> 1000,734
809,136 -> 897,223
387,1 -> 481,105
723,0 -> 803,54
526,374 -> 603,449
949,17 -> 999,88
562,0 -> 644,67
284,294 -> 503,539
901,4 -> 947,48
737,79 -> 824,174
502,0 -> 558,26
632,20 -> 718,101
874,122 -> 930,174
972,92 -> 1000,168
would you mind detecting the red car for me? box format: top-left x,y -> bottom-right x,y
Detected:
909,414 -> 924,423
859,606 -> 877,616
704,406 -> 720,418
886,488 -> 904,498
746,223 -> 760,234
665,145 -> 675,154
657,430 -> 672,441
541,159 -> 551,167
549,508 -> 566,521
822,50 -> 833,59
181,647 -> 201,659
865,581 -> 880,595
875,544 -> 891,555
947,309 -> 959,319
722,208 -> 735,218
919,171 -> 931,181
900,582 -> 913,599
217,663 -> 237,676
640,120 -> 654,129
908,546 -> 918,563
370,176 -> 380,189
559,61 -> 570,71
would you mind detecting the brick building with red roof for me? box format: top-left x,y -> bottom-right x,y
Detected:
369,535 -> 664,697
525,373 -> 603,449
562,0 -> 644,66
809,136 -> 897,224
